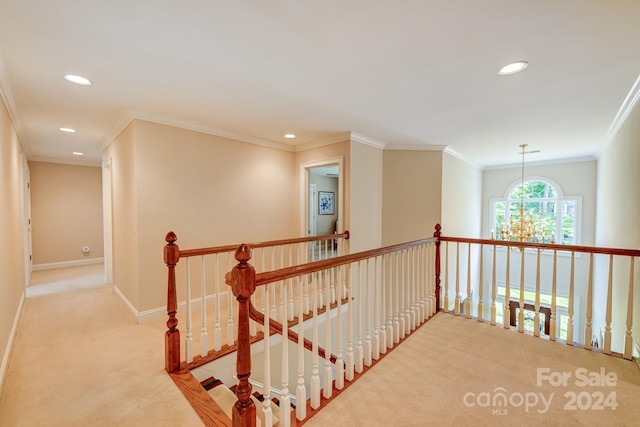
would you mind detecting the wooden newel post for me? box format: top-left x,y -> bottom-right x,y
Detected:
165,232 -> 181,373
434,224 -> 442,312
229,244 -> 257,427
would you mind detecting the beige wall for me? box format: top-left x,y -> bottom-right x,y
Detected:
29,162 -> 103,265
441,152 -> 482,238
105,123 -> 140,309
350,142 -> 383,252
382,150 -> 442,246
0,94 -> 26,391
107,120 -> 299,313
595,103 -> 640,355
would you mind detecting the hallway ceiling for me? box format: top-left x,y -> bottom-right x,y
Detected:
1,1 -> 639,168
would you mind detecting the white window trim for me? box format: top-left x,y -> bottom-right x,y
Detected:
490,176 -> 583,251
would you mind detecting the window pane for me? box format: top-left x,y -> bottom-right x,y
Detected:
561,200 -> 576,245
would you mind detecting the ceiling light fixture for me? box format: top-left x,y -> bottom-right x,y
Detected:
498,61 -> 528,76
59,127 -> 76,133
72,152 -> 84,156
64,74 -> 93,86
284,134 -> 296,139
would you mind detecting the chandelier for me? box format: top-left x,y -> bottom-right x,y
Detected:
497,144 -> 554,244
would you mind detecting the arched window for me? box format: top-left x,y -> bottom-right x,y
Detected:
491,177 -> 580,245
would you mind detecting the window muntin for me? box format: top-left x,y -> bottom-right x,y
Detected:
492,178 -> 579,245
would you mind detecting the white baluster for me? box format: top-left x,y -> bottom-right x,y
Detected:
372,256 -> 380,360
280,277 -> 291,427
185,258 -> 193,363
270,248 -> 277,320
201,256 -> 208,356
478,244 -> 484,322
504,248 -> 511,330
550,250 -> 557,341
465,243 -> 471,319
346,263 -> 355,381
393,251 -> 400,344
585,253 -> 594,350
455,242 -> 461,316
288,246 -> 294,321
491,244 -> 496,326
296,276 -> 307,420
227,253 -> 235,347
410,247 -> 418,329
518,249 -> 525,333
355,261 -> 364,373
335,265 -> 345,390
444,242 -> 449,313
262,283 -> 273,427
566,252 -> 575,346
364,259 -> 372,366
604,255 -> 613,355
214,254 -> 222,351
323,268 -> 333,399
534,249 -> 541,338
624,257 -> 635,360
403,250 -> 410,336
384,253 -> 393,351
310,272 -> 321,408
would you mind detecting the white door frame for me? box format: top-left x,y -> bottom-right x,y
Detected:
299,157 -> 344,239
309,183 -> 317,236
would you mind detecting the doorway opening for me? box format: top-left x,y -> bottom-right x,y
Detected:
300,157 -> 343,261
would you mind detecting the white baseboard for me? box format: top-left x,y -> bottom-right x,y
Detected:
112,285 -> 230,325
0,292 -> 25,395
32,257 -> 104,271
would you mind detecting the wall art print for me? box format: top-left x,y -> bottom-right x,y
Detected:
318,191 -> 335,215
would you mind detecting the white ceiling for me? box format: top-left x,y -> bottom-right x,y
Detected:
1,1 -> 639,168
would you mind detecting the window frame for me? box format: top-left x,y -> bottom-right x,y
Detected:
490,176 -> 582,247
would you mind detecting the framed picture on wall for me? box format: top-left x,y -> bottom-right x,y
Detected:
318,191 -> 335,215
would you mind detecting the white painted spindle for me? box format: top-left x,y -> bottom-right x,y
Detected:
323,268 -> 333,399
478,244 -> 484,322
355,261 -> 364,373
585,253 -> 594,350
310,272 -> 320,408
214,254 -> 222,351
455,242 -> 460,316
504,248 -> 511,330
364,259 -> 372,366
491,244 -> 496,326
296,275 -> 307,420
185,258 -> 193,363
262,283 -> 273,427
534,249 -> 541,338
335,264 -> 345,389
465,243 -> 471,319
567,251 -> 575,346
549,250 -> 557,341
517,250 -> 525,333
624,257 -> 634,360
604,255 -> 613,355
200,256 -> 208,356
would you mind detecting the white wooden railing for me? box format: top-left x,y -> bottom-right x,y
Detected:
439,233 -> 640,359
227,236 -> 438,426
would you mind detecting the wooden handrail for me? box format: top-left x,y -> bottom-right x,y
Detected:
179,231 -> 350,258
439,235 -> 640,257
254,237 -> 437,287
248,303 -> 339,364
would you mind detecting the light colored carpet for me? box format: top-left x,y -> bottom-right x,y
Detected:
305,314 -> 640,427
0,265 -> 203,427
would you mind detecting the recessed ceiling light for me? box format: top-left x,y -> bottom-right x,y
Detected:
498,61 -> 528,75
64,74 -> 93,86
72,152 -> 84,156
284,134 -> 296,139
59,127 -> 76,133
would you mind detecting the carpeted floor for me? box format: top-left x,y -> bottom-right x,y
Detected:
1,265 -> 639,426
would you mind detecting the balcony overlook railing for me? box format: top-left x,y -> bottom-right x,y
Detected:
164,224 -> 639,426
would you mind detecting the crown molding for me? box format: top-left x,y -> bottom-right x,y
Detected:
349,132 -> 386,149
0,43 -> 31,157
123,110 -> 295,152
597,72 -> 640,159
29,156 -> 102,167
483,155 -> 597,171
386,143 -> 447,152
100,110 -> 135,150
293,132 -> 352,152
443,146 -> 482,169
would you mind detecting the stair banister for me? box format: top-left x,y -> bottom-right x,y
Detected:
164,231 -> 181,373
229,243 -> 257,427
